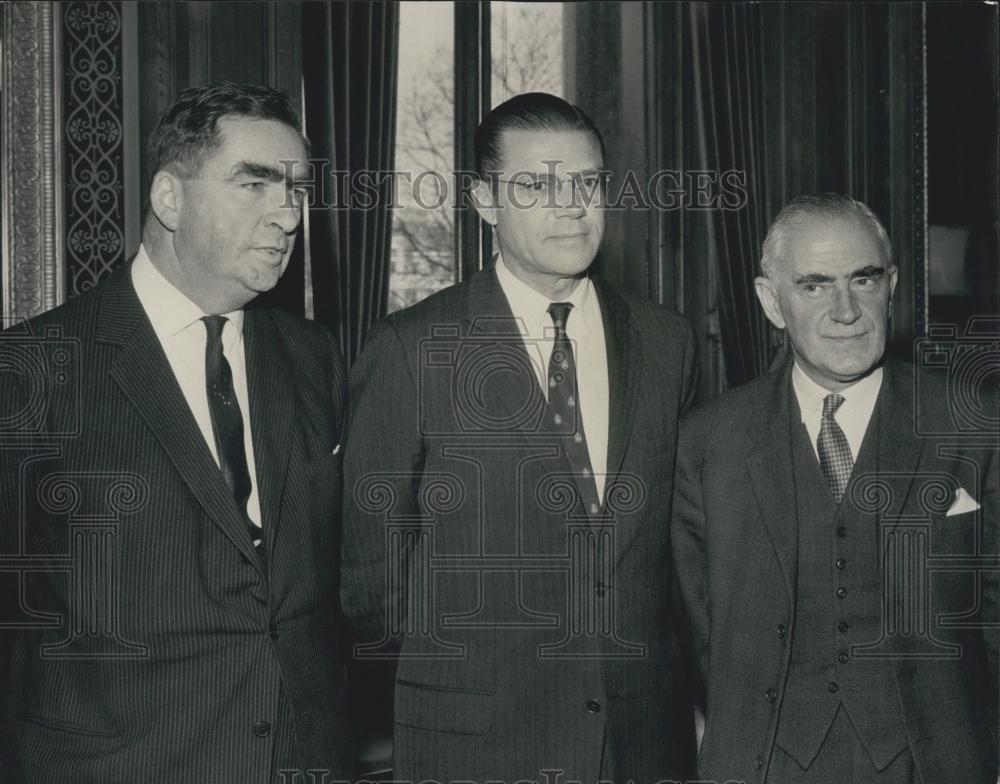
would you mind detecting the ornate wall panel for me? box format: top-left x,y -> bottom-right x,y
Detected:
1,1 -> 63,323
62,0 -> 125,297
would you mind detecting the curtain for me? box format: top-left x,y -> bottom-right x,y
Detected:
302,1 -> 400,366
689,3 -> 781,387
299,4 -> 400,771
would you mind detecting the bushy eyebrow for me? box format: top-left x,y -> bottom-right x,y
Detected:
794,272 -> 834,284
229,160 -> 297,186
850,265 -> 886,278
794,265 -> 886,285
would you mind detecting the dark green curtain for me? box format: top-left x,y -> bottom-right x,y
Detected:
690,2 -> 780,387
302,1 -> 400,366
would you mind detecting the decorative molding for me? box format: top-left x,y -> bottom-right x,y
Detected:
1,1 -> 64,323
62,0 -> 125,297
887,2 -> 924,344
913,2 -> 928,338
453,1 -> 491,282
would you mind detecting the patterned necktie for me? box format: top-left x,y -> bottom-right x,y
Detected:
547,302 -> 599,515
203,316 -> 260,547
817,393 -> 853,504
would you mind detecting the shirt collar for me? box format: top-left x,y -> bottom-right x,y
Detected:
791,361 -> 883,421
494,252 -> 595,335
131,245 -> 245,343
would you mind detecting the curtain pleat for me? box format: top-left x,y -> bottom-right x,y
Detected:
692,3 -> 778,387
302,1 -> 400,365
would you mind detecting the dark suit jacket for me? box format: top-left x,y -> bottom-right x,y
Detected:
0,264 -> 353,782
341,265 -> 698,783
672,357 -> 999,783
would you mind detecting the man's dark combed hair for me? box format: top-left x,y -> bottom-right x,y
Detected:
474,92 -> 605,177
147,82 -> 302,181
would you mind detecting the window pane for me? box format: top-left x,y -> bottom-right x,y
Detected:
491,2 -> 566,106
389,2 -> 456,313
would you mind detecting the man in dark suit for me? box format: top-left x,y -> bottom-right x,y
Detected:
341,92 -> 698,782
0,84 -> 352,782
673,194 -> 999,783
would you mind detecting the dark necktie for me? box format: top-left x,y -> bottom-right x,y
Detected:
817,393 -> 853,503
547,302 -> 599,515
203,316 -> 260,547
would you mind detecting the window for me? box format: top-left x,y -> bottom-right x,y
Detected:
491,2 -> 565,107
389,2 -> 455,313
388,2 -> 568,311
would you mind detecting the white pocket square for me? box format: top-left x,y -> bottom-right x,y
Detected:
331,443 -> 342,456
946,487 -> 980,516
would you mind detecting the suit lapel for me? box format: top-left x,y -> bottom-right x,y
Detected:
595,280 -> 641,483
745,361 -> 799,598
98,267 -> 264,573
464,269 -> 642,519
243,308 -> 295,551
463,267 -> 551,448
463,268 -> 599,516
874,360 -> 926,526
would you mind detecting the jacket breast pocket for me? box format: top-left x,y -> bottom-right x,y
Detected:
394,679 -> 494,736
15,711 -> 123,740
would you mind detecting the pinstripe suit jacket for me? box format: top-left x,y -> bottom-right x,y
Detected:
341,265 -> 698,783
0,264 -> 353,782
672,358 -> 999,784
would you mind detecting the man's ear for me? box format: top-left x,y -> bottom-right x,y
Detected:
470,179 -> 498,227
887,263 -> 899,304
754,275 -> 786,330
148,170 -> 183,232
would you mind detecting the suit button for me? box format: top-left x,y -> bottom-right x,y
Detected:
828,682 -> 839,694
836,558 -> 847,570
585,699 -> 601,714
594,582 -> 607,597
837,526 -> 847,538
269,624 -> 279,641
753,755 -> 763,770
776,623 -> 786,639
253,720 -> 271,737
764,688 -> 777,703
838,651 -> 849,664
836,587 -> 848,598
838,622 -> 849,633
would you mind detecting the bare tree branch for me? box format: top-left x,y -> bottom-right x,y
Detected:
391,6 -> 563,308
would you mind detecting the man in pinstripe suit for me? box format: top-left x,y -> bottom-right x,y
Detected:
1,84 -> 352,782
342,93 -> 697,783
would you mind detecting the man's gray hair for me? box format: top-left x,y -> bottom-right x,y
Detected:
760,193 -> 892,278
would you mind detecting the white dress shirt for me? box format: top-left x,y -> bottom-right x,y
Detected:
495,254 -> 610,501
131,246 -> 263,528
792,362 -> 883,463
